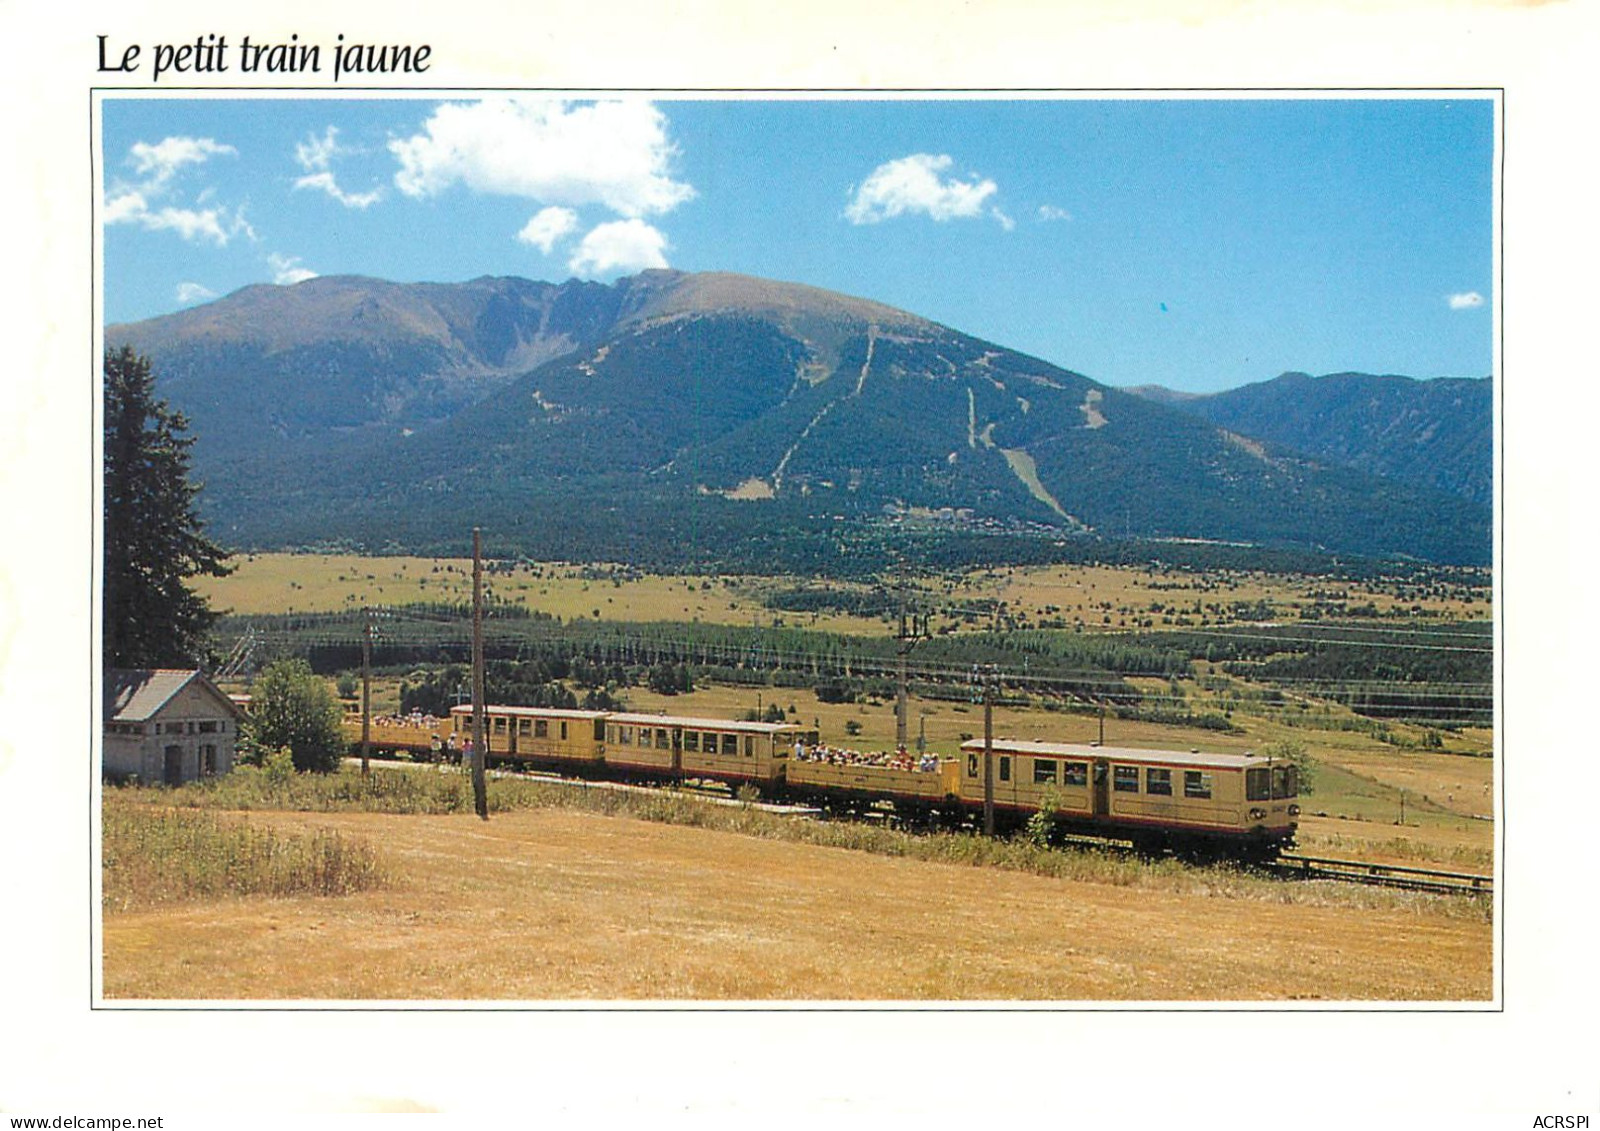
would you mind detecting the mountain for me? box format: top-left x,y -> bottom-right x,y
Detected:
105,271 -> 1492,567
1126,372 -> 1492,507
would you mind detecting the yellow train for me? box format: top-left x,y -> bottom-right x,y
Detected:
342,704 -> 1298,855
956,737 -> 1298,855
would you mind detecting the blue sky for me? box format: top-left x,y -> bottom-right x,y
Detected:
101,95 -> 1494,394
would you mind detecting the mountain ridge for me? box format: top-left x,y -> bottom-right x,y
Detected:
1125,371 -> 1492,506
105,271 -> 1492,567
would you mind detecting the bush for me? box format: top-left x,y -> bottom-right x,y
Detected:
101,796 -> 383,911
245,659 -> 348,773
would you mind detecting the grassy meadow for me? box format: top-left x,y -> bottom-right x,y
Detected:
102,769 -> 1491,1000
196,552 -> 1489,630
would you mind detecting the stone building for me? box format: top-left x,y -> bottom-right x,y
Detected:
103,669 -> 243,785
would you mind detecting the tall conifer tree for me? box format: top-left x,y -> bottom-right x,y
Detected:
103,345 -> 231,669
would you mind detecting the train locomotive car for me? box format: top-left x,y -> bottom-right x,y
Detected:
957,737 -> 1299,854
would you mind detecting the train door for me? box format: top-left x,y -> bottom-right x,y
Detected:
1092,759 -> 1110,817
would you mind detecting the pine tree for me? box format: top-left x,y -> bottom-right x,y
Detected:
103,345 -> 231,669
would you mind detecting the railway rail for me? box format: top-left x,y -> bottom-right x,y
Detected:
1272,853 -> 1493,897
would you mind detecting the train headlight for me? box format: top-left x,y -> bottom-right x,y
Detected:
1288,804 -> 1301,818
1249,808 -> 1266,821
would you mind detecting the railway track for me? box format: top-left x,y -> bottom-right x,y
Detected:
1271,853 -> 1493,897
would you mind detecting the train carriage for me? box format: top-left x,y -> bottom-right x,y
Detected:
342,710 -> 450,759
784,756 -> 961,818
958,738 -> 1298,853
448,704 -> 608,769
607,712 -> 813,794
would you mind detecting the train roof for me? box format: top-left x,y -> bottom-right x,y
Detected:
449,705 -> 610,720
610,712 -> 807,735
957,737 -> 1277,770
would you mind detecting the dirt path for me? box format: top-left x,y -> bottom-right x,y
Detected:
103,808 -> 1491,1001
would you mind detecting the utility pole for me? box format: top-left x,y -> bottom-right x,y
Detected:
360,606 -> 372,776
973,663 -> 999,836
895,608 -> 926,750
471,528 -> 489,821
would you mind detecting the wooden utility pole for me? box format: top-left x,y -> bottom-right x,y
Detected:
895,609 -> 925,750
360,606 -> 372,776
471,528 -> 489,821
979,663 -> 998,836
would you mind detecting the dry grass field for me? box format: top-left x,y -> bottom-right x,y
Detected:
194,553 -> 1490,630
194,554 -> 887,634
101,805 -> 1491,1002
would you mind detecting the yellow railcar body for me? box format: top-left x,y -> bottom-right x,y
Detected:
958,739 -> 1297,844
786,758 -> 959,803
342,712 -> 449,756
449,705 -> 608,767
609,713 -> 811,787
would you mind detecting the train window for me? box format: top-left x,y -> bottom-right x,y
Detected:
1063,762 -> 1088,787
1033,759 -> 1058,785
1145,768 -> 1172,796
1272,766 -> 1298,799
1184,771 -> 1213,799
721,733 -> 738,757
606,725 -> 617,744
593,719 -> 606,741
494,717 -> 507,735
561,721 -> 569,741
533,719 -> 547,738
657,728 -> 670,750
744,735 -> 754,758
967,753 -> 979,778
620,726 -> 633,746
1246,767 -> 1271,801
1113,765 -> 1140,793
684,731 -> 700,752
999,756 -> 1011,782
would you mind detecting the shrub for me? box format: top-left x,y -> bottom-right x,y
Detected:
101,797 -> 383,911
246,659 -> 347,773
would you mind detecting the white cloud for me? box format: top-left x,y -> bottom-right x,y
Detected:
567,219 -> 669,278
106,196 -> 249,246
175,282 -> 217,306
1448,291 -> 1485,310
390,99 -> 695,218
128,136 -> 236,191
103,191 -> 148,225
106,135 -> 250,245
991,207 -> 1015,232
293,126 -> 383,209
1037,204 -> 1072,222
517,206 -> 580,254
294,171 -> 383,209
268,253 -> 317,285
295,126 -> 342,173
844,153 -> 999,225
